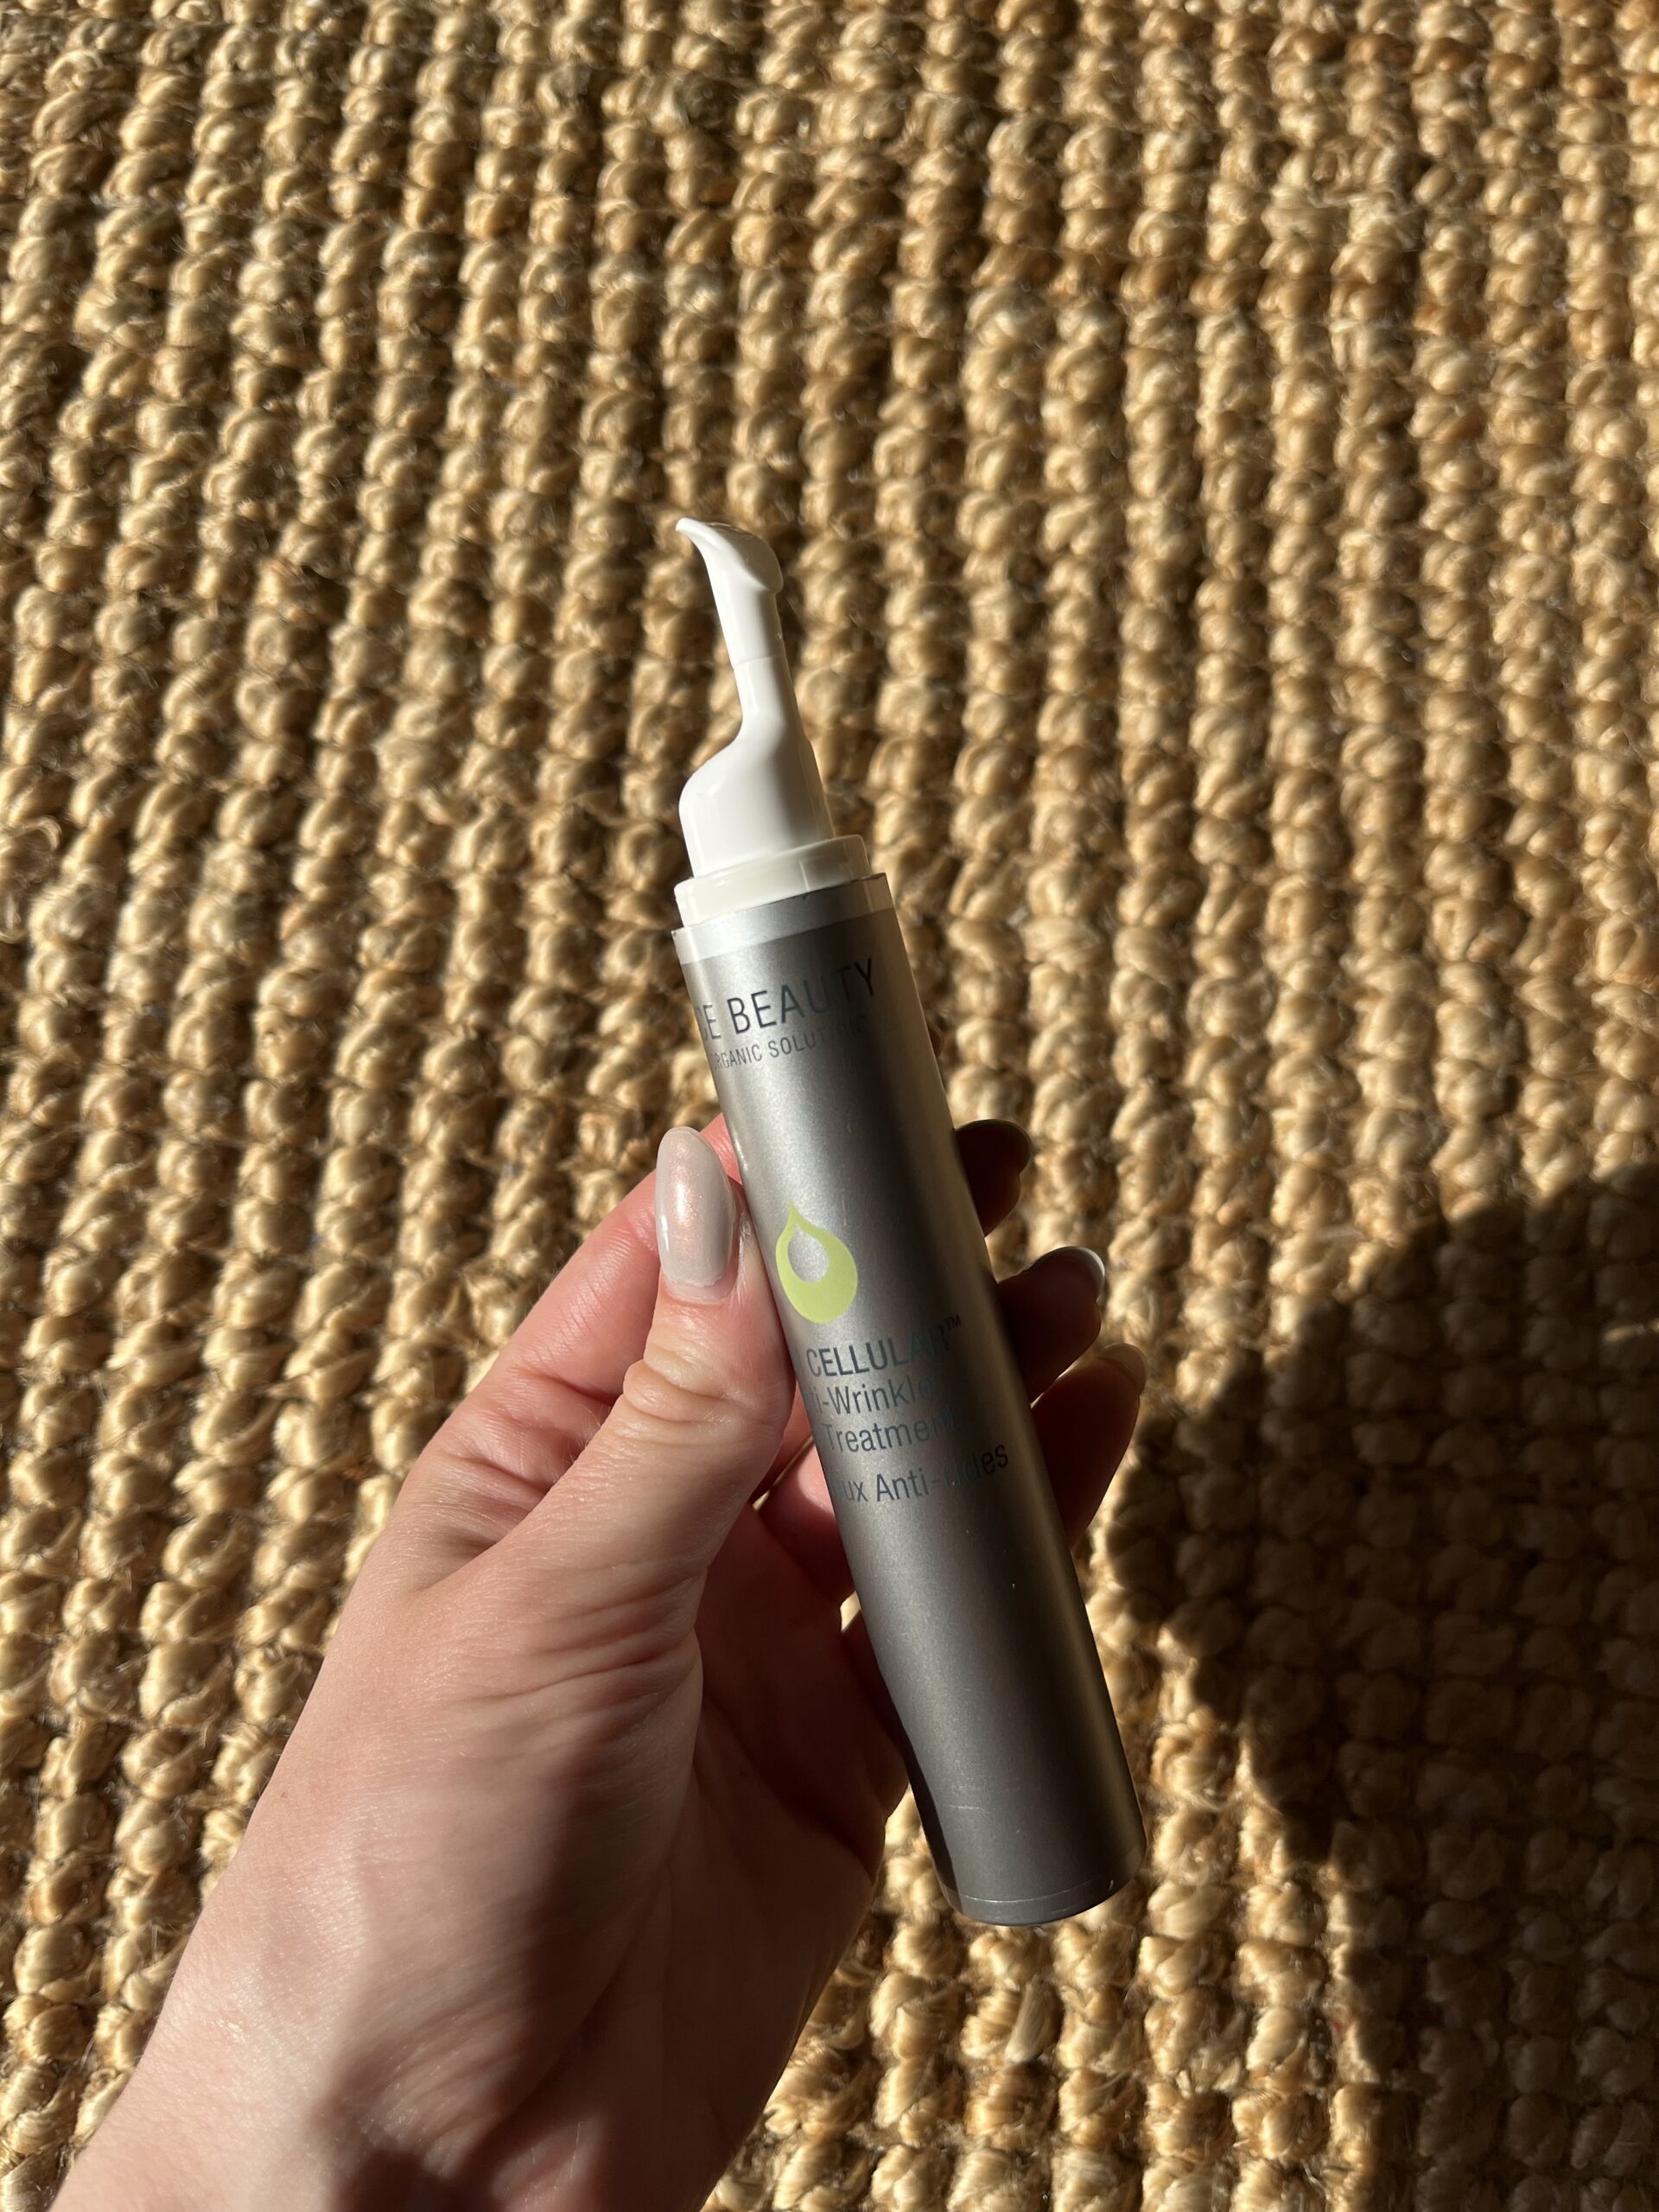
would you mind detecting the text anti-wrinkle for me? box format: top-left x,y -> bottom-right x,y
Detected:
672,520 -> 1145,1925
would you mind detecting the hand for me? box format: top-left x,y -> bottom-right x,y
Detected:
60,1120 -> 1143,2212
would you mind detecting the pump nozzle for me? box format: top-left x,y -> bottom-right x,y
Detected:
675,518 -> 867,924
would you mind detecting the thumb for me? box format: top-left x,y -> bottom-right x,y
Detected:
501,1126 -> 796,1614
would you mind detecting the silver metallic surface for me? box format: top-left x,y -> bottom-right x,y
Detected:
677,878 -> 1145,1923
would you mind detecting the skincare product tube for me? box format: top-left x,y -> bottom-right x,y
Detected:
671,519 -> 1145,1925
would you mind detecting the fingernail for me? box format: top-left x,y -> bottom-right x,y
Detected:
1058,1245 -> 1108,1307
655,1127 -> 736,1297
1100,1341 -> 1147,1392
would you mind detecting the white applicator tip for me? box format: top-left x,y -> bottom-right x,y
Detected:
677,518 -> 786,671
675,516 -> 860,907
676,516 -> 783,591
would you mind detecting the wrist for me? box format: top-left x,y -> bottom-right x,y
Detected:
59,2047 -> 366,2212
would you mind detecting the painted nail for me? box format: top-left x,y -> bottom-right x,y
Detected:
655,1127 -> 736,1297
1057,1245 -> 1108,1307
1099,1341 -> 1147,1392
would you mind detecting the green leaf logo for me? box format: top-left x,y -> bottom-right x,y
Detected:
775,1202 -> 859,1325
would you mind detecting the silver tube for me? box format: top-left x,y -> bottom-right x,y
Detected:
676,873 -> 1144,1924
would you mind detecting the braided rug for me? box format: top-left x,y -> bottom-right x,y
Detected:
1,0 -> 1656,2202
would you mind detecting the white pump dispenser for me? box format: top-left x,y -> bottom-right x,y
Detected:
675,518 -> 868,924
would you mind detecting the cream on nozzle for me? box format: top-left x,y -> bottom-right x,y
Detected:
675,518 -> 866,923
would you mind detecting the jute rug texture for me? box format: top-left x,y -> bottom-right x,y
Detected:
0,0 -> 1656,2202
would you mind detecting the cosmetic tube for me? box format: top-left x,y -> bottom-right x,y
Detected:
672,520 -> 1144,1924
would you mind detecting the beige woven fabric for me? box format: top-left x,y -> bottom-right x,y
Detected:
1,0 -> 1656,2201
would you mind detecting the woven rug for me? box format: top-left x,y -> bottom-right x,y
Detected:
2,0 -> 1656,2202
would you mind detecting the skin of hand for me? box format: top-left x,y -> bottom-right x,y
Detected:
59,1119 -> 1143,2212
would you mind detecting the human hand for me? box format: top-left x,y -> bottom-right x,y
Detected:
60,1120 -> 1143,2212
